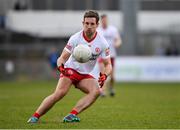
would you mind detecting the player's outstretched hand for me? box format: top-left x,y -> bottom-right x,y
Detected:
98,72 -> 107,88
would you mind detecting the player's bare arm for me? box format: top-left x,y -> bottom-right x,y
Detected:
114,36 -> 122,48
102,57 -> 112,76
98,57 -> 112,88
57,49 -> 71,67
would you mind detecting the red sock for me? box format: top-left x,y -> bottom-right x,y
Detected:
70,109 -> 78,115
33,112 -> 40,119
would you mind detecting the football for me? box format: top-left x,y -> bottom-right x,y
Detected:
73,44 -> 92,63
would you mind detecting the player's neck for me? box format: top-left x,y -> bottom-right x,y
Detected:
83,31 -> 97,43
86,33 -> 95,39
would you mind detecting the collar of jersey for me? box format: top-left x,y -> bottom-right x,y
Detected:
83,31 -> 97,43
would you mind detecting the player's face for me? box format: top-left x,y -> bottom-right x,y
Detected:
101,17 -> 108,28
83,17 -> 98,37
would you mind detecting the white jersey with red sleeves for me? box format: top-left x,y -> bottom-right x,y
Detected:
98,25 -> 119,57
64,30 -> 110,76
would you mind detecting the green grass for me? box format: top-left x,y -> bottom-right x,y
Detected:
0,80 -> 180,129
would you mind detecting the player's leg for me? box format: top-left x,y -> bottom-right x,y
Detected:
35,77 -> 72,115
27,77 -> 72,123
109,68 -> 115,96
63,78 -> 100,122
101,77 -> 110,97
109,58 -> 115,96
74,78 -> 100,112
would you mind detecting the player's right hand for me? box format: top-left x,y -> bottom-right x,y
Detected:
57,64 -> 66,75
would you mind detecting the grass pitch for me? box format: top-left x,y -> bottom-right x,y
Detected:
0,80 -> 179,129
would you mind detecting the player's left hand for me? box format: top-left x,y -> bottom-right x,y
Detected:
98,72 -> 107,88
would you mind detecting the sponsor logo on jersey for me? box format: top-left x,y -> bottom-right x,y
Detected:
95,47 -> 100,53
90,53 -> 99,60
66,44 -> 72,51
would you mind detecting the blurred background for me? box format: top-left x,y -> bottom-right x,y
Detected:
0,0 -> 180,82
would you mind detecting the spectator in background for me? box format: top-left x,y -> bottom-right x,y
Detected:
0,15 -> 5,28
48,47 -> 59,78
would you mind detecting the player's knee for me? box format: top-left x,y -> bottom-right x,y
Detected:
96,90 -> 101,97
92,88 -> 100,97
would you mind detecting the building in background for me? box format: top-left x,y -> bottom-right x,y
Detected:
0,0 -> 180,80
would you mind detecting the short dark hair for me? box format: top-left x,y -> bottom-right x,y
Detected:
101,14 -> 107,19
84,10 -> 99,24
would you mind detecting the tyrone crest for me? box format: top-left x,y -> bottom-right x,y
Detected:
95,47 -> 100,53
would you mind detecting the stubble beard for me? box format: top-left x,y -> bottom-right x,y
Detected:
86,30 -> 94,39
